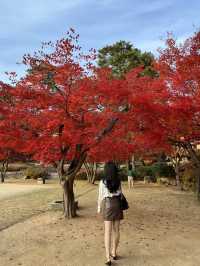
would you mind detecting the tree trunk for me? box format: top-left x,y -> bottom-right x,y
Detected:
57,158 -> 65,183
194,167 -> 200,200
56,144 -> 87,218
0,160 -> 8,183
62,178 -> 76,218
1,172 -> 5,183
84,162 -> 92,183
84,162 -> 97,184
91,163 -> 97,184
175,165 -> 182,190
131,154 -> 136,171
184,143 -> 200,200
197,175 -> 200,201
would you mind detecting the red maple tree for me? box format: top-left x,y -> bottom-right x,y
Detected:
0,81 -> 25,182
157,31 -> 200,196
9,30 -> 143,217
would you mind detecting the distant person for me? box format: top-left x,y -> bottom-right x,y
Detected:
127,164 -> 134,189
97,161 -> 123,265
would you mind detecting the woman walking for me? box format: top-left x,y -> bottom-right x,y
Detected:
127,163 -> 134,189
97,161 -> 123,265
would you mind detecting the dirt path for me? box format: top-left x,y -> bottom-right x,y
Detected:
0,181 -> 93,231
0,183 -> 51,200
0,183 -> 200,266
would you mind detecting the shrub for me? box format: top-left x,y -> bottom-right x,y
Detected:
118,168 -> 128,181
24,166 -> 49,180
135,163 -> 175,182
89,167 -> 128,181
137,165 -> 154,178
76,172 -> 87,180
152,162 -> 175,178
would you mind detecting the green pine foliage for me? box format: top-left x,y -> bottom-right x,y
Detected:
98,40 -> 157,78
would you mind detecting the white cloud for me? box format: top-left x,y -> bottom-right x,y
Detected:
0,0 -> 200,82
0,0 -> 83,36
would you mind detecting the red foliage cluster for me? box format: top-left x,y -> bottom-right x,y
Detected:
0,29 -> 200,166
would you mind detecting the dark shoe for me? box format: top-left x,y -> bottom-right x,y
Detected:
110,255 -> 118,260
105,260 -> 112,265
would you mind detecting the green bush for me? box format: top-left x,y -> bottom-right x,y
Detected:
137,165 -> 154,178
118,167 -> 129,181
151,162 -> 175,178
91,167 -> 128,181
24,166 -> 49,180
135,163 -> 175,182
76,172 -> 87,180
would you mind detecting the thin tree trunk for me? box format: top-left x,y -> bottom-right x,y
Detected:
84,162 -> 92,183
194,167 -> 200,200
169,145 -> 186,190
132,155 -> 136,170
175,173 -> 181,188
91,163 -> 97,184
57,158 -> 65,183
1,160 -> 8,183
0,171 -> 5,183
184,143 -> 200,200
84,162 -> 97,184
175,165 -> 182,190
197,174 -> 200,200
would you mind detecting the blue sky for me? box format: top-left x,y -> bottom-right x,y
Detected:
0,0 -> 199,82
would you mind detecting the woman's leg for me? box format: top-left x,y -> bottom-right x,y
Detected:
104,221 -> 112,261
131,177 -> 134,188
128,176 -> 131,189
112,220 -> 120,256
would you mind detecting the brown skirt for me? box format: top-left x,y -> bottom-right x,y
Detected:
101,196 -> 123,221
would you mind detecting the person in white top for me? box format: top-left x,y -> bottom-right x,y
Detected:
97,161 -> 123,266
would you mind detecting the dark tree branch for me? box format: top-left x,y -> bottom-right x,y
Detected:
96,117 -> 119,142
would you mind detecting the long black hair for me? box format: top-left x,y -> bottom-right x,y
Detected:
103,161 -> 121,193
128,163 -> 132,171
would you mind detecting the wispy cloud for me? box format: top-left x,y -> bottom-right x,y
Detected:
0,0 -> 199,81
